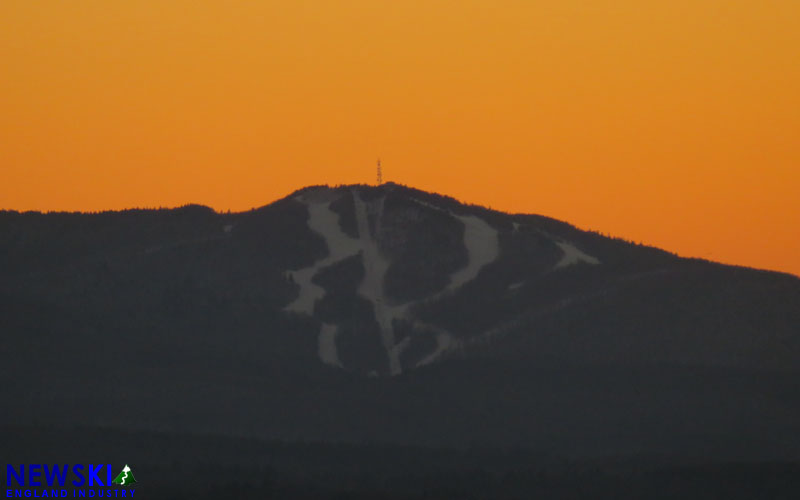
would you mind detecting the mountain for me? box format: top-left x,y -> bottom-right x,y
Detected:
2,183 -> 799,461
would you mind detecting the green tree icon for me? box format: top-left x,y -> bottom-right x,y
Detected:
112,465 -> 137,485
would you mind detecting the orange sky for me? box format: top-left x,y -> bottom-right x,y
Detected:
1,1 -> 798,276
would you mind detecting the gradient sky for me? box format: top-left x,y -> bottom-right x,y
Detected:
1,1 -> 798,276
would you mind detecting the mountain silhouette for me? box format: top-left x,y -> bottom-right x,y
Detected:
1,183 -> 799,460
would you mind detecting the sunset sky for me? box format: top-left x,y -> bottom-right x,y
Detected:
1,1 -> 798,276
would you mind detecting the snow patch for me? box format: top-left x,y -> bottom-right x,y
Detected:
415,331 -> 456,368
447,214 -> 499,291
554,241 -> 600,269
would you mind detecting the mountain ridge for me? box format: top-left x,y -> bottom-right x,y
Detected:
1,182 -> 799,457
4,182 -> 794,279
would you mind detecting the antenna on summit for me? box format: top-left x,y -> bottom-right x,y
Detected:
376,158 -> 382,185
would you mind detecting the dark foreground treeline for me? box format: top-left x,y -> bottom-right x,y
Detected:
4,425 -> 799,499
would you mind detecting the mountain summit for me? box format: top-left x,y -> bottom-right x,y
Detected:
276,184 -> 798,377
2,183 -> 799,457
285,183 -> 596,375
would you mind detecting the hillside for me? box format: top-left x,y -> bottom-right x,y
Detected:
1,183 -> 799,460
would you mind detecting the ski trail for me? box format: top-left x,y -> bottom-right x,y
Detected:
352,191 -> 403,375
415,328 -> 457,368
318,323 -> 343,368
554,241 -> 600,269
284,192 -> 361,369
285,189 -> 503,374
284,195 -> 361,315
447,214 -> 499,291
398,199 -> 500,367
408,198 -> 499,295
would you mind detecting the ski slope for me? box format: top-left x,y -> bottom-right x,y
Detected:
286,188 -> 502,374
